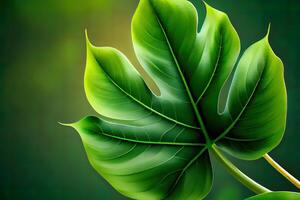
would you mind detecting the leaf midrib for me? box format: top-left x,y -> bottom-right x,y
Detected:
150,2 -> 211,144
195,35 -> 223,105
163,147 -> 208,199
214,60 -> 266,144
92,54 -> 200,130
148,2 -> 212,199
95,125 -> 205,146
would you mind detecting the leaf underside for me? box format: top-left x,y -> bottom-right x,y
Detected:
67,0 -> 287,199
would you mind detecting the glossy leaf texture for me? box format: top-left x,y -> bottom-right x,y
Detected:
67,0 -> 287,199
246,192 -> 300,200
71,117 -> 211,200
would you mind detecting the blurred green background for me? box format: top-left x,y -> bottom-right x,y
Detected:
1,0 -> 299,199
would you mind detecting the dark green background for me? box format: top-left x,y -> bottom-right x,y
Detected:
1,0 -> 299,199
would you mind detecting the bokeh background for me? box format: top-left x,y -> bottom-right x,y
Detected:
1,0 -> 299,199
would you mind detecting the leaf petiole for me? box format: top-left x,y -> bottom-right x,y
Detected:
263,154 -> 300,190
210,145 -> 271,194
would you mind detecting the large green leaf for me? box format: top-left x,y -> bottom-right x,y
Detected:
65,0 -> 287,199
246,192 -> 300,200
71,116 -> 211,200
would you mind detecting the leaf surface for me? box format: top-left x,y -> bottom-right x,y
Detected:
218,34 -> 287,159
246,192 -> 300,200
67,0 -> 287,199
72,116 -> 211,200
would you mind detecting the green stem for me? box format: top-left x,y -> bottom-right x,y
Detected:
210,145 -> 271,194
263,154 -> 300,190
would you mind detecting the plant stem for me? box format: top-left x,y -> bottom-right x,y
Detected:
263,154 -> 300,189
210,145 -> 271,194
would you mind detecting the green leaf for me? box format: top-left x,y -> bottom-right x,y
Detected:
246,192 -> 300,200
66,0 -> 287,199
71,116 -> 211,200
217,32 -> 287,160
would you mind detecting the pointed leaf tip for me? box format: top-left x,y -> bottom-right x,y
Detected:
255,24 -> 272,47
58,121 -> 74,127
203,1 -> 213,11
265,23 -> 271,40
259,23 -> 272,49
203,1 -> 227,18
85,29 -> 93,48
